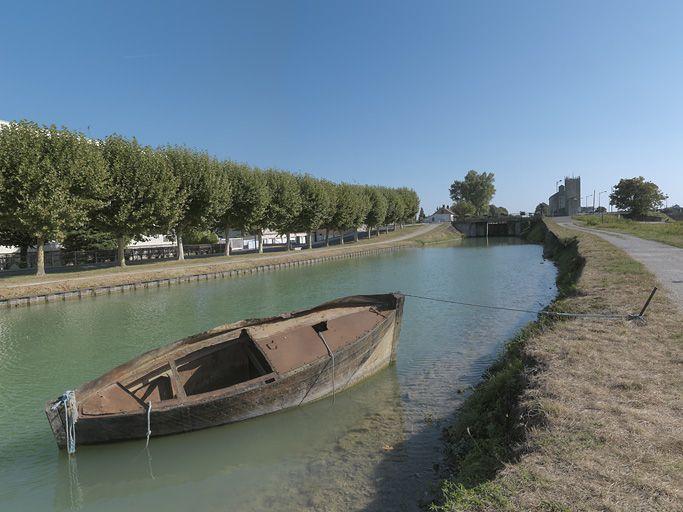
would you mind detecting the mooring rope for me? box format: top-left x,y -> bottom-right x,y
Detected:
51,390 -> 78,455
317,332 -> 336,404
402,293 -> 648,321
145,401 -> 152,448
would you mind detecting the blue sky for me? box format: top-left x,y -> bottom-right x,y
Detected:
2,1 -> 681,213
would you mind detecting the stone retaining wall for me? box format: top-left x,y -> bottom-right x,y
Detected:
0,245 -> 407,309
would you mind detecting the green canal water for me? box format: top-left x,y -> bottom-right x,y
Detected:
0,239 -> 557,511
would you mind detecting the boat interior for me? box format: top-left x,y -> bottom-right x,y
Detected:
79,305 -> 390,416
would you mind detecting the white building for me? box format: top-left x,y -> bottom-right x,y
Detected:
425,206 -> 454,223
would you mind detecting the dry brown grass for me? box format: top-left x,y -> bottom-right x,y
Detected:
434,219 -> 682,511
502,221 -> 682,510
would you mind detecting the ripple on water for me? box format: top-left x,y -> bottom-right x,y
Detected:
0,240 -> 556,511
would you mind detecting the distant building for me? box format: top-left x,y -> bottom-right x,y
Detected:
426,205 -> 454,223
549,177 -> 581,217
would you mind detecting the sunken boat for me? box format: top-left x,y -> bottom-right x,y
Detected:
46,293 -> 405,449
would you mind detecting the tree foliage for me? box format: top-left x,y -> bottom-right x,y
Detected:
450,170 -> 496,216
534,202 -> 549,217
383,188 -> 405,226
0,119 -> 422,271
265,169 -> 302,240
452,200 -> 476,218
397,187 -> 420,224
352,186 -> 372,239
0,121 -> 109,274
219,163 -> 270,252
609,177 -> 667,218
332,184 -> 362,243
296,175 -> 333,247
365,186 -> 388,234
163,146 -> 230,259
98,135 -> 180,266
488,205 -> 508,217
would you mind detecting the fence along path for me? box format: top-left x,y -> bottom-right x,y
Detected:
0,224 -> 439,308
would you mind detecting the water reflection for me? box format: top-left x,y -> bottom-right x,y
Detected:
1,240 -> 557,512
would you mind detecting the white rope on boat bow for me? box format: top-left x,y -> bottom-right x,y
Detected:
52,390 -> 78,454
145,401 -> 152,448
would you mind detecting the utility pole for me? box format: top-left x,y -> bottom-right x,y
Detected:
598,190 -> 607,223
592,190 -> 596,211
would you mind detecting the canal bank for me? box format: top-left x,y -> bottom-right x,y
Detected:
0,237 -> 556,512
0,223 -> 459,308
432,219 -> 682,511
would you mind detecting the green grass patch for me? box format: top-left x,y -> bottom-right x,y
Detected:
432,222 -> 583,511
575,214 -> 683,248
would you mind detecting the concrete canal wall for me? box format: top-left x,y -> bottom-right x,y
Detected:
0,244 -> 407,309
453,216 -> 532,237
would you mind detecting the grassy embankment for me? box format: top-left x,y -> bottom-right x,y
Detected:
431,219 -> 682,511
574,214 -> 683,248
0,224 -> 460,301
408,223 -> 462,246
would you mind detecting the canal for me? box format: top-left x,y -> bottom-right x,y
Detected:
0,238 -> 557,511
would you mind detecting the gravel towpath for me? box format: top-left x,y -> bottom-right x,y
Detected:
556,217 -> 683,311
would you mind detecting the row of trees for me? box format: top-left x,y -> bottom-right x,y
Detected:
0,121 -> 420,275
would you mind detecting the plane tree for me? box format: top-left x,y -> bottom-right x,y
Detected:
97,135 -> 181,267
296,175 -> 333,249
383,188 -> 405,232
351,185 -> 371,241
264,169 -> 302,250
365,186 -> 388,238
0,121 -> 109,275
397,187 -> 420,225
164,146 -> 230,260
218,164 -> 270,254
332,183 -> 362,245
320,180 -> 339,246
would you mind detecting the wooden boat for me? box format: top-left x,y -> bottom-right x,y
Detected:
46,293 -> 405,449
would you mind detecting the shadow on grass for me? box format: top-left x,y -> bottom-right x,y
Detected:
426,221 -> 584,511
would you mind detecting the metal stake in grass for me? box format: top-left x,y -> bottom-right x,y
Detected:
638,287 -> 658,318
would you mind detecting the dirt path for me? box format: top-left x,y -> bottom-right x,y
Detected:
0,224 -> 442,301
556,216 -> 683,310
3,224 -> 439,289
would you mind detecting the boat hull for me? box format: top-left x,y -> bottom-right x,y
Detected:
46,293 -> 404,447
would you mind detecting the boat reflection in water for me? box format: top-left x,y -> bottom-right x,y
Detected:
54,364 -> 408,512
47,294 -> 405,448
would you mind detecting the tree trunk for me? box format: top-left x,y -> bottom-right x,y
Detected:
177,231 -> 184,261
354,229 -> 358,242
19,245 -> 28,268
340,230 -> 345,245
286,233 -> 291,251
258,233 -> 263,253
117,236 -> 127,267
224,224 -> 230,256
325,228 -> 330,247
35,236 -> 46,276
308,231 -> 313,249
